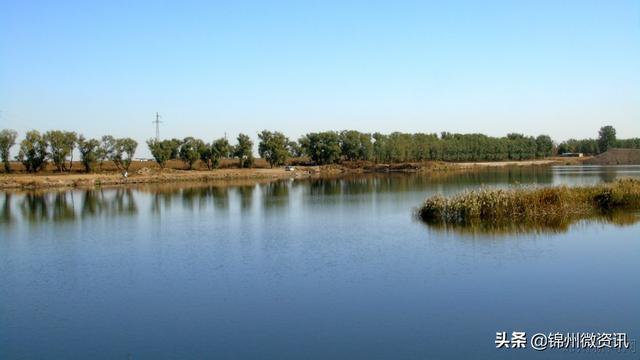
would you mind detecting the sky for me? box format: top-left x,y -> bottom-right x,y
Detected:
1,0 -> 639,157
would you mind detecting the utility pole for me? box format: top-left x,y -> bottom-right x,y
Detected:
153,112 -> 162,141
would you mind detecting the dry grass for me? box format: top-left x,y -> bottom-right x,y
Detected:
418,179 -> 640,228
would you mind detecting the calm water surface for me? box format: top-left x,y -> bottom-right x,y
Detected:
1,166 -> 640,359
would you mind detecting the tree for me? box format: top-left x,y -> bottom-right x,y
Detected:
147,139 -> 173,169
299,131 -> 341,165
233,133 -> 254,168
44,130 -> 77,172
372,132 -> 389,162
598,126 -> 616,153
111,138 -> 137,174
77,135 -> 101,172
258,130 -> 289,167
211,138 -> 231,168
287,140 -> 303,158
168,138 -> 182,159
339,130 -> 372,161
17,130 -> 48,172
179,137 -> 204,169
358,132 -> 373,161
534,135 -> 553,158
198,142 -> 213,170
0,129 -> 18,172
97,135 -> 116,170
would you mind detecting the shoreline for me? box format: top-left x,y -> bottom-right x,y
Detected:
0,158 -> 583,190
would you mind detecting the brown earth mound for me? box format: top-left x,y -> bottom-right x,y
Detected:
584,148 -> 640,165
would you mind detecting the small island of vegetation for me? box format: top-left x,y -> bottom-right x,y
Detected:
418,179 -> 640,231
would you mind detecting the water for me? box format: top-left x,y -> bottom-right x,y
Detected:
1,166 -> 639,359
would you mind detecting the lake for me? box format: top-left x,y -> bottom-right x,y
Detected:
1,165 -> 639,359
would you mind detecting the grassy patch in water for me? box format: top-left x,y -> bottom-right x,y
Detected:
418,179 -> 640,230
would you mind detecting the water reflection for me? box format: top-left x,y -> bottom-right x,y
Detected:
418,209 -> 640,236
1,193 -> 13,224
2,166 -> 639,230
552,165 -> 640,185
3,189 -> 138,224
261,180 -> 290,209
237,185 -> 255,212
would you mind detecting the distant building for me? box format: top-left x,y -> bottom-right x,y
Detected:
559,152 -> 584,157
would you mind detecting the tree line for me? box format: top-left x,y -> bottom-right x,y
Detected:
557,125 -> 640,155
0,126 -> 636,173
0,130 -> 138,174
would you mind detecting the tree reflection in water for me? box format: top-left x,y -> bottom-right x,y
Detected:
3,189 -> 138,223
1,193 -> 13,224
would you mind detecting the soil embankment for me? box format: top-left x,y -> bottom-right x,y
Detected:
0,167 -> 318,190
0,158 -> 581,190
583,148 -> 640,165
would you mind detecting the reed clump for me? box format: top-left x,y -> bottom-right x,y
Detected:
418,179 -> 640,227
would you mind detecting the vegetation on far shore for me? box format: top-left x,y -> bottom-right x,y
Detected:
418,179 -> 640,231
1,125 -> 639,175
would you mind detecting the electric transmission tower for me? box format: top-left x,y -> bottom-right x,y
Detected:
153,112 -> 162,141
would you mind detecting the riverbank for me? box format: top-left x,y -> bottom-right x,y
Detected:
0,168 -> 313,190
0,158 -> 582,190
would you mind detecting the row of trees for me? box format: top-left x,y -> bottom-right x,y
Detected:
0,129 -> 137,173
147,131 -> 294,170
147,130 -> 555,168
557,126 -> 640,155
2,126 -> 637,173
147,133 -> 254,170
298,131 -> 554,164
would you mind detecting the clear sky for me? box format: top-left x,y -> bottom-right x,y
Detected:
1,0 -> 639,157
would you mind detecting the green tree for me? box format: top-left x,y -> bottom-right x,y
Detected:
534,135 -> 553,158
198,142 -> 213,170
233,133 -> 254,168
287,140 -> 303,158
299,131 -> 341,165
97,135 -> 116,171
339,130 -> 372,161
179,137 -> 204,169
111,138 -> 137,174
615,138 -> 640,149
211,138 -> 231,168
598,125 -> 616,153
77,135 -> 101,173
372,132 -> 389,162
358,132 -> 374,160
17,130 -> 48,172
147,139 -> 173,169
258,130 -> 289,167
168,138 -> 182,159
45,130 -> 77,172
0,129 -> 18,172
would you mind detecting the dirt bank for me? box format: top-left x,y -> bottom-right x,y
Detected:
583,148 -> 640,165
0,168 -> 318,190
0,158 -> 579,190
454,157 -> 587,167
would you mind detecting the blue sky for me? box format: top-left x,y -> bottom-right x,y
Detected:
1,0 -> 639,156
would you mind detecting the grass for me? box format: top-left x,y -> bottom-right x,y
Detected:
418,179 -> 640,230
